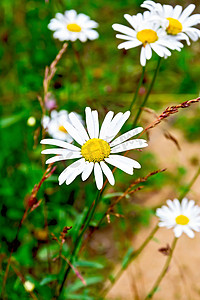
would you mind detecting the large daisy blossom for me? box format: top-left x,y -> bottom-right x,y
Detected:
42,110 -> 83,142
41,107 -> 148,190
156,198 -> 200,238
48,10 -> 99,42
112,11 -> 183,66
141,1 -> 200,45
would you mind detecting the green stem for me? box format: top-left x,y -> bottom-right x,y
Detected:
71,42 -> 84,74
129,66 -> 145,112
145,237 -> 178,300
102,224 -> 159,297
56,190 -> 101,298
133,57 -> 162,127
179,166 -> 200,200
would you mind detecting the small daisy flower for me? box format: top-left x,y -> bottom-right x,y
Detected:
48,10 -> 99,42
42,110 -> 83,142
141,1 -> 200,45
156,198 -> 200,238
112,11 -> 183,66
41,107 -> 148,190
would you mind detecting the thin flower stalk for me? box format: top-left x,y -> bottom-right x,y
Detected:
101,224 -> 159,297
133,56 -> 162,126
129,66 -> 145,112
144,237 -> 178,300
40,43 -> 68,153
56,190 -> 102,298
71,42 -> 85,74
179,166 -> 200,200
142,97 -> 200,132
43,43 -> 68,105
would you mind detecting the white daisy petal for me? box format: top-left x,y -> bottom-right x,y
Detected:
183,15 -> 200,27
100,161 -> 115,186
85,29 -> 99,40
110,127 -> 143,147
99,111 -> 114,140
124,14 -> 138,30
179,4 -> 195,23
183,226 -> 195,238
63,121 -> 85,145
85,107 -> 95,139
68,112 -> 89,141
46,152 -> 82,164
172,5 -> 182,19
105,156 -> 133,175
150,44 -> 165,57
110,155 -> 141,169
58,158 -> 85,185
163,5 -> 173,17
107,111 -> 130,143
65,9 -> 77,21
81,162 -> 94,181
40,139 -> 80,151
65,162 -> 86,185
94,163 -> 104,190
41,148 -> 73,155
41,110 -> 84,143
140,46 -> 146,66
116,34 -> 136,41
111,139 -> 148,153
112,24 -> 136,37
174,225 -> 183,238
48,19 -> 64,31
92,110 -> 99,138
118,40 -> 142,50
46,156 -> 66,164
145,43 -> 152,60
105,112 -> 123,142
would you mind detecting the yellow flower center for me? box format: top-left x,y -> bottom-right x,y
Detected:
58,125 -> 67,133
166,18 -> 183,35
67,23 -> 82,32
81,138 -> 111,163
175,215 -> 189,225
137,29 -> 158,45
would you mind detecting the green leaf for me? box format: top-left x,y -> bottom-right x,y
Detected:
122,247 -> 134,269
75,260 -> 104,269
40,274 -> 58,286
66,276 -> 103,293
1,112 -> 27,128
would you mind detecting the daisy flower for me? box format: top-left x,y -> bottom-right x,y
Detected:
112,11 -> 183,66
42,110 -> 83,142
141,1 -> 200,45
48,10 -> 99,42
156,198 -> 200,238
41,107 -> 148,190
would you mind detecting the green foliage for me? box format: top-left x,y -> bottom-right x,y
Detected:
1,0 -> 200,298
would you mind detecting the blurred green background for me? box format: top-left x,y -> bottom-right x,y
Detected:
1,0 -> 200,299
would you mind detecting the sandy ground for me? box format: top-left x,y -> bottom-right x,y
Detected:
106,122 -> 200,300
